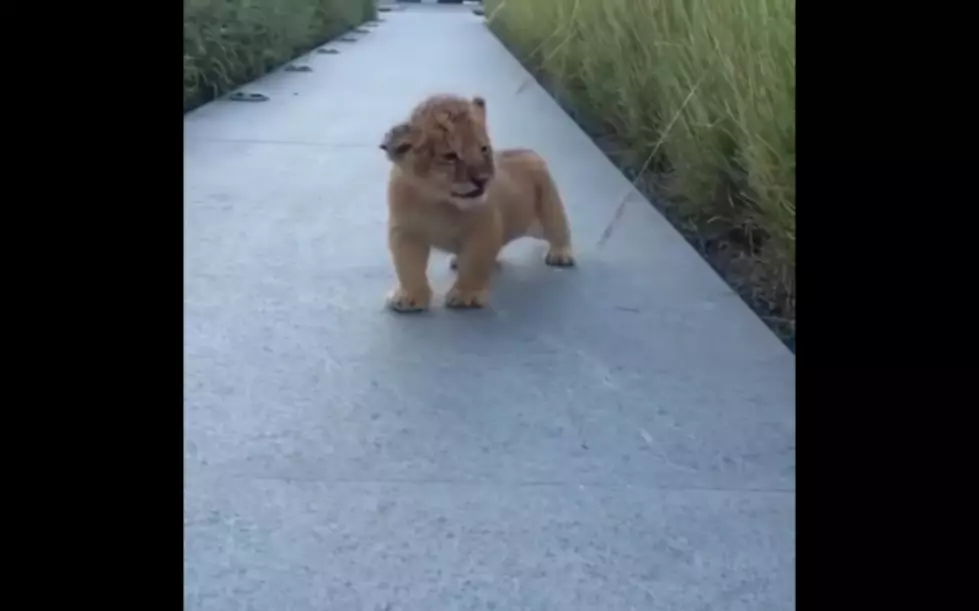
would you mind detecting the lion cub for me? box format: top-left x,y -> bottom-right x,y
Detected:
380,93 -> 575,312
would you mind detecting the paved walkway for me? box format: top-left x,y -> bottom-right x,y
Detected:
184,4 -> 795,610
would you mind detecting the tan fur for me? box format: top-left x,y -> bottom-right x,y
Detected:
380,94 -> 575,312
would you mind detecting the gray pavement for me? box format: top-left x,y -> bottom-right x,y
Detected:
184,5 -> 795,610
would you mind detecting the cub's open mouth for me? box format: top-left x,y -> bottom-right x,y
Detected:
452,186 -> 486,199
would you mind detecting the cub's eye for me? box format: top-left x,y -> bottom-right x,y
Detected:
480,145 -> 490,153
442,152 -> 459,161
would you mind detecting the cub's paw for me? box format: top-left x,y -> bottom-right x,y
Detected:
545,247 -> 576,267
444,287 -> 490,309
386,286 -> 432,313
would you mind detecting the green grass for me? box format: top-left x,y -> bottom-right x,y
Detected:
184,0 -> 376,112
484,0 -> 795,347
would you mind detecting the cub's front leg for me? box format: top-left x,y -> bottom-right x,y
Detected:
387,229 -> 432,313
445,222 -> 502,309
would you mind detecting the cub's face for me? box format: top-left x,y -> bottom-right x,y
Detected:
381,95 -> 496,206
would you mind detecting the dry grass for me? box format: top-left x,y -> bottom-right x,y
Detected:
485,0 -> 795,347
184,0 -> 376,111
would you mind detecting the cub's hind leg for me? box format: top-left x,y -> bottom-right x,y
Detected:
534,162 -> 575,267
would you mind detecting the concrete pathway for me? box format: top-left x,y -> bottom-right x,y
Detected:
184,5 -> 795,610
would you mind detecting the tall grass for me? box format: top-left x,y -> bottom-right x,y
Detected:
184,0 -> 376,111
486,0 -> 795,345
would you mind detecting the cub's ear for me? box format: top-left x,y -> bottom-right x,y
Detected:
380,122 -> 413,160
471,96 -> 486,119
